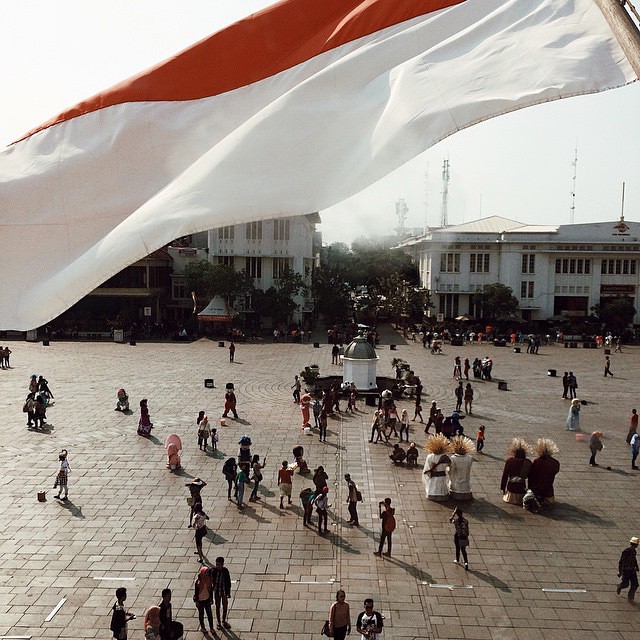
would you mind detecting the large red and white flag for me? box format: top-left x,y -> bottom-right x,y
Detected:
0,0 -> 636,329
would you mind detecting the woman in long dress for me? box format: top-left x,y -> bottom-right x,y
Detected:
566,398 -> 581,431
448,436 -> 475,501
422,434 -> 453,501
500,438 -> 532,505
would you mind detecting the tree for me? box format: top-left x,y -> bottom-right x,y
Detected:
184,260 -> 254,307
599,296 -> 636,331
312,265 -> 354,324
474,283 -> 519,320
253,267 -> 310,325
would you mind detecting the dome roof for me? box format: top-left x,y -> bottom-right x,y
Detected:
343,333 -> 377,360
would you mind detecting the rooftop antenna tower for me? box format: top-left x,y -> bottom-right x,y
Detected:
620,181 -> 626,222
569,146 -> 578,224
395,197 -> 408,235
440,158 -> 450,227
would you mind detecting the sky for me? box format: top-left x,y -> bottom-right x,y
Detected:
2,0 -> 639,246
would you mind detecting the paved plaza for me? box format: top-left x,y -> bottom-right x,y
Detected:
0,327 -> 639,639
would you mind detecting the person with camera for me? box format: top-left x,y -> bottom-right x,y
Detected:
356,599 -> 383,640
449,507 -> 470,569
373,498 -> 396,557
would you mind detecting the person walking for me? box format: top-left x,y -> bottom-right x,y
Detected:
568,372 -> 578,399
399,409 -> 410,443
604,355 -> 614,377
617,536 -> 639,601
186,477 -> 207,527
626,408 -> 638,445
278,460 -> 294,509
193,566 -> 215,634
314,486 -> 330,535
53,449 -> 70,500
158,588 -> 183,640
589,431 -> 604,467
373,498 -> 396,557
143,605 -> 161,640
313,466 -> 329,494
476,425 -> 486,454
454,381 -> 464,412
249,454 -> 266,502
449,507 -> 470,569
291,375 -> 301,403
110,587 -> 135,640
211,556 -> 232,630
631,432 -> 640,470
369,411 -> 381,443
327,590 -> 351,640
222,387 -> 238,419
464,382 -> 474,414
222,458 -> 237,501
356,599 -> 383,640
235,465 -> 250,509
566,398 -> 581,431
561,371 -> 569,399
192,503 -> 209,563
197,411 -> 210,451
344,473 -> 360,526
228,342 -> 235,362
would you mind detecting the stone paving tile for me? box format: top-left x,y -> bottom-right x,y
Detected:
0,330 -> 640,637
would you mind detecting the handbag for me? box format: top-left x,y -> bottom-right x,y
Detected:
321,620 -> 333,637
459,536 -> 469,548
186,497 -> 195,506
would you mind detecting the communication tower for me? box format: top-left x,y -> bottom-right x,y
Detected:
569,147 -> 578,224
440,158 -> 450,227
395,198 -> 408,235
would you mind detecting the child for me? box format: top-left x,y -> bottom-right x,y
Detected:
399,409 -> 410,442
110,587 -> 135,640
53,449 -> 70,500
476,425 -> 486,454
211,428 -> 219,451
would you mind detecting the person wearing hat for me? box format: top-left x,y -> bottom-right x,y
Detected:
186,478 -> 207,527
617,536 -> 639,600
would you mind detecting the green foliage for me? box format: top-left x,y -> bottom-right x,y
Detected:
184,260 -> 255,307
252,267 -> 310,325
312,265 -> 354,323
474,283 -> 519,320
599,296 -> 636,330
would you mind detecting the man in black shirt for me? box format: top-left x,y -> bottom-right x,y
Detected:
617,536 -> 639,601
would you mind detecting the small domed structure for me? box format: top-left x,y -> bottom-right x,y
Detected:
343,332 -> 378,390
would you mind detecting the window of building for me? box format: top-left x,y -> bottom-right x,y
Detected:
272,257 -> 292,279
217,256 -> 234,267
247,256 -> 262,279
440,252 -> 460,273
273,219 -> 290,241
569,258 -> 576,274
616,259 -> 622,275
632,260 -> 637,275
246,221 -> 263,241
470,253 -> 490,273
520,281 -> 534,299
172,278 -> 188,300
218,225 -> 234,240
522,254 -> 535,274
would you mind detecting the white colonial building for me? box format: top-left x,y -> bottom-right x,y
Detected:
396,215 -> 640,323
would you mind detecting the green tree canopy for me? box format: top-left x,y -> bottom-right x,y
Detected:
253,267 -> 310,325
312,265 -> 354,324
184,260 -> 254,307
599,296 -> 636,331
474,283 -> 519,320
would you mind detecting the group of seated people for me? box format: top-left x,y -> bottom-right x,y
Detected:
389,443 -> 419,465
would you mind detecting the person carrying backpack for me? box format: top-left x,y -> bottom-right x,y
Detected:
373,498 -> 395,557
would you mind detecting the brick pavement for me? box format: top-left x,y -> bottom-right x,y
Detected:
0,329 -> 639,639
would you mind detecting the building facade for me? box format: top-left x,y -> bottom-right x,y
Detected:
397,215 -> 640,323
169,214 -> 321,323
